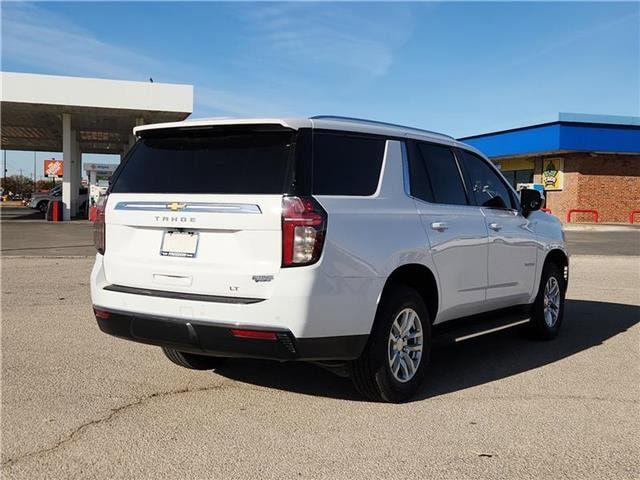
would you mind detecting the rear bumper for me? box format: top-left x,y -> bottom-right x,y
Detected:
91,253 -> 382,341
94,307 -> 368,361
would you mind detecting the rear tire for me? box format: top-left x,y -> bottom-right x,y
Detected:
528,263 -> 565,340
162,347 -> 224,370
37,201 -> 48,213
351,285 -> 431,403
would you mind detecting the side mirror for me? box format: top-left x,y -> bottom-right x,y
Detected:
520,188 -> 544,216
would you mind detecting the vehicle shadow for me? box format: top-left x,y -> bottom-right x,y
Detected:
212,299 -> 639,402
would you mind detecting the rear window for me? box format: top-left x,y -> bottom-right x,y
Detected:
312,132 -> 385,196
111,128 -> 295,194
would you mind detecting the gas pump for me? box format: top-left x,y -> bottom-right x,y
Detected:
85,163 -> 118,220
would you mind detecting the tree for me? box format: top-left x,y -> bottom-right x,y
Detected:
0,175 -> 35,195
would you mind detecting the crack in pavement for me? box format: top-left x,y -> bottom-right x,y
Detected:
1,382 -> 237,469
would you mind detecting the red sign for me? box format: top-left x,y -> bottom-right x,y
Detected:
44,159 -> 63,178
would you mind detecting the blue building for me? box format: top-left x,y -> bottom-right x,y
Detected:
459,113 -> 640,223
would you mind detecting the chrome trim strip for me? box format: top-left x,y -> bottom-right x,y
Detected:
114,201 -> 262,214
103,284 -> 265,304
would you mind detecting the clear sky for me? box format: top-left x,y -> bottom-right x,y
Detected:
1,1 -> 639,180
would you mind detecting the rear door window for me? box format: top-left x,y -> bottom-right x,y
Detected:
111,127 -> 295,194
417,142 -> 468,205
312,132 -> 386,196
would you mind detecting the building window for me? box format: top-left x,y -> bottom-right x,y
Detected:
502,169 -> 534,188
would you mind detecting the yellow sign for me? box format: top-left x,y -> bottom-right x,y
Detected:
496,158 -> 535,171
542,158 -> 563,191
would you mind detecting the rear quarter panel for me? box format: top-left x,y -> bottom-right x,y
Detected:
310,140 -> 438,337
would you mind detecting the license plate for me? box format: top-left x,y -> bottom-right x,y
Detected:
161,231 -> 199,258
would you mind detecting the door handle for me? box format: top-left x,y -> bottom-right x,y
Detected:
488,222 -> 503,231
431,222 -> 448,232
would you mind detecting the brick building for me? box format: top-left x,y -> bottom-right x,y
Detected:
460,113 -> 640,223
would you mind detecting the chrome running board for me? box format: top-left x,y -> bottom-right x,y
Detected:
454,318 -> 531,342
433,309 -> 532,345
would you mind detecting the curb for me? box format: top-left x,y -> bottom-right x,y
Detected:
562,224 -> 640,232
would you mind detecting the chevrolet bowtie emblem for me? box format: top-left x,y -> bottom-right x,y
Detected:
167,202 -> 186,211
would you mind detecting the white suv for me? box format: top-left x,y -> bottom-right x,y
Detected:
91,116 -> 568,402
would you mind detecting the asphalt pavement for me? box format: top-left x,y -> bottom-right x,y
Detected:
0,206 -> 45,221
565,229 -> 640,256
1,207 -> 95,256
1,248 -> 639,478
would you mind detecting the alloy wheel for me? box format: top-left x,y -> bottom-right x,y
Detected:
543,276 -> 561,327
387,308 -> 423,383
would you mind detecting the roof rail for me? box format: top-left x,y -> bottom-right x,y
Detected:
310,115 -> 454,140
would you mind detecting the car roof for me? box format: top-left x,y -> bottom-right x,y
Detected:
133,115 -> 480,153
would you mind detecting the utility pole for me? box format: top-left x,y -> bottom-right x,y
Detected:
33,151 -> 37,190
2,150 -> 6,191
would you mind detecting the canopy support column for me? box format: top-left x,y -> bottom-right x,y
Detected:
62,113 -> 81,220
62,113 -> 72,221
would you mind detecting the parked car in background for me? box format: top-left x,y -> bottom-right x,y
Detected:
91,116 -> 568,402
28,185 -> 88,213
28,185 -> 61,212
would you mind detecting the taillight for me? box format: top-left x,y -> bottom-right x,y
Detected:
93,194 -> 108,255
281,196 -> 327,267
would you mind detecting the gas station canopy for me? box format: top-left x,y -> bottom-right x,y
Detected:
0,71 -> 193,219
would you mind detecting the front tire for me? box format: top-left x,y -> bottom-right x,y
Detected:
162,347 -> 224,370
529,263 -> 565,339
351,285 -> 431,402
